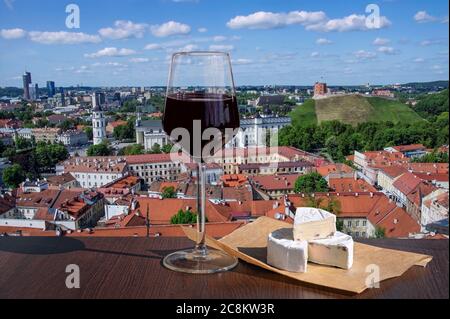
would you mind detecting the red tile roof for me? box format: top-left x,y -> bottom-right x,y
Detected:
220,174 -> 248,187
103,175 -> 140,189
125,154 -> 177,164
408,163 -> 449,175
414,173 -> 449,183
46,173 -> 76,187
392,144 -> 426,153
317,163 -> 354,177
328,178 -> 377,193
251,174 -> 299,191
379,166 -> 408,179
407,182 -> 438,208
376,206 -> 421,238
132,198 -> 230,225
0,194 -> 15,215
392,172 -> 423,196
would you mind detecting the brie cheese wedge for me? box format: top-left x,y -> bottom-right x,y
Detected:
267,228 -> 308,273
308,231 -> 354,270
293,207 -> 337,241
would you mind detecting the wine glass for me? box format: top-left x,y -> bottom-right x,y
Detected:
162,52 -> 240,274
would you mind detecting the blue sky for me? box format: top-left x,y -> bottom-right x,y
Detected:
0,0 -> 448,87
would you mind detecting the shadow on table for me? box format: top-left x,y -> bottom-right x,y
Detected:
0,237 -> 161,260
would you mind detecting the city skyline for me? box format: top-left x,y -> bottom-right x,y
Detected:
0,0 -> 449,87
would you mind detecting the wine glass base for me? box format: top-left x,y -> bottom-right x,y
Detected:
163,249 -> 238,274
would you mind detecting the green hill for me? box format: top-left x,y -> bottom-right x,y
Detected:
290,95 -> 424,127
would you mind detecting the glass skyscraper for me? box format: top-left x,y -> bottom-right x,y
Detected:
47,81 -> 56,97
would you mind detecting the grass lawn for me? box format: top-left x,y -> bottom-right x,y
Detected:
289,99 -> 318,127
289,95 -> 425,127
367,97 -> 425,124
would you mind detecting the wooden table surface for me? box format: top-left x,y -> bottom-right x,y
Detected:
0,237 -> 448,299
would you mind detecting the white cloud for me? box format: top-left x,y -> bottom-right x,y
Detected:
227,10 -> 327,29
414,11 -> 437,23
1,28 -> 26,39
414,58 -> 425,63
316,38 -> 332,45
144,43 -> 163,50
373,37 -> 390,46
227,10 -> 391,32
354,50 -> 377,59
209,44 -> 234,51
307,14 -> 391,32
99,20 -> 148,39
178,44 -> 198,52
92,62 -> 128,67
213,35 -> 227,42
431,65 -> 445,74
75,65 -> 92,74
150,21 -> 191,37
420,39 -> 445,46
29,31 -> 101,44
129,58 -> 150,63
232,58 -> 253,65
377,46 -> 397,55
85,47 -> 136,58
198,27 -> 208,33
310,52 -> 320,58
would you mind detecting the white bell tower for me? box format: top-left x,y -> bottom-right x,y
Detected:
92,94 -> 107,145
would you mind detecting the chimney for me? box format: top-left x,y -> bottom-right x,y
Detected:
370,192 -> 374,198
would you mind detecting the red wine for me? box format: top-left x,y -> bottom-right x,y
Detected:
163,92 -> 240,161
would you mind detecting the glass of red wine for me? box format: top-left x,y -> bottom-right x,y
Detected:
162,52 -> 240,274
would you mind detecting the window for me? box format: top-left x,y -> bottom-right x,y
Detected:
363,221 -> 367,227
355,221 -> 360,227
356,232 -> 360,237
347,220 -> 352,227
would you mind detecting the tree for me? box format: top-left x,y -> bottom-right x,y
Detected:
33,143 -> 69,172
336,219 -> 344,232
294,172 -> 329,194
161,143 -> 173,154
149,143 -> 162,154
87,142 -> 112,157
118,144 -> 145,156
162,186 -> 177,199
412,151 -> 449,163
84,127 -> 93,141
113,121 -> 135,141
15,137 -> 32,150
170,209 -> 203,225
375,227 -> 386,239
2,164 -> 25,188
58,119 -> 74,131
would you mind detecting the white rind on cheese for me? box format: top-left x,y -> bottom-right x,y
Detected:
293,207 -> 337,241
308,231 -> 354,270
267,228 -> 308,273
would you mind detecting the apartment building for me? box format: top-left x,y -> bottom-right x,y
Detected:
125,154 -> 184,185
62,157 -> 128,188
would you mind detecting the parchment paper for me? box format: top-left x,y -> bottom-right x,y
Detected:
182,217 -> 433,294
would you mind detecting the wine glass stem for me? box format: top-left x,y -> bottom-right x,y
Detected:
195,162 -> 208,257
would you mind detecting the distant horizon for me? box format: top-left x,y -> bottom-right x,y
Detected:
1,79 -> 448,90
